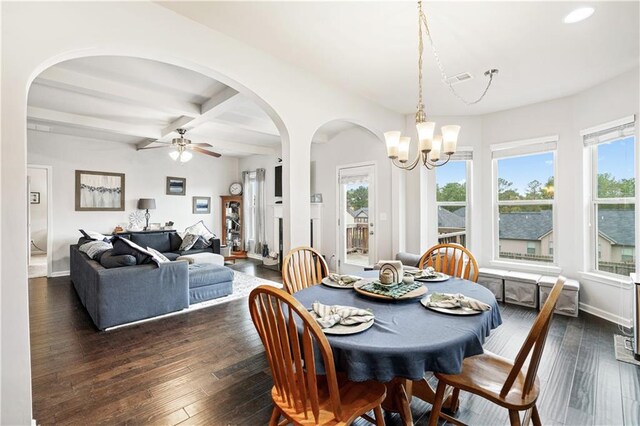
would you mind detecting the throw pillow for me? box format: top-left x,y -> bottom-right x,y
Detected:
79,229 -> 112,242
169,232 -> 183,251
191,235 -> 212,250
111,237 -> 154,265
179,233 -> 199,251
184,220 -> 215,241
79,240 -> 113,260
147,247 -> 170,263
99,250 -> 136,268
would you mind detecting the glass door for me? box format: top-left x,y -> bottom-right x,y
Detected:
337,164 -> 376,274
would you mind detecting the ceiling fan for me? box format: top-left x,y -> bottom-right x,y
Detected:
139,128 -> 221,162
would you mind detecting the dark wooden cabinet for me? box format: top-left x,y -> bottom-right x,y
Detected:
220,195 -> 247,259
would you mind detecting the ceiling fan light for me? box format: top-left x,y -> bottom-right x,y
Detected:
180,151 -> 193,163
169,150 -> 180,161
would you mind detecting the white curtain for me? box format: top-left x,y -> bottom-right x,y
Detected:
255,168 -> 267,256
242,171 -> 251,252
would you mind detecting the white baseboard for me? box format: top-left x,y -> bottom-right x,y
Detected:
579,302 -> 632,328
49,270 -> 70,278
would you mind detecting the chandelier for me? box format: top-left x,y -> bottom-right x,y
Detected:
385,1 -> 498,170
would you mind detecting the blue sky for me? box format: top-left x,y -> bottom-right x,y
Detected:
379,136 -> 635,196
597,136 -> 635,180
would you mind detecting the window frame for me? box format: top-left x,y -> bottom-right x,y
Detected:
588,131 -> 636,277
491,141 -> 558,266
435,158 -> 471,248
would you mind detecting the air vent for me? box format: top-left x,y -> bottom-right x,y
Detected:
444,72 -> 473,85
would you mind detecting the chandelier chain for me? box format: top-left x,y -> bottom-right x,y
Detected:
419,3 -> 496,106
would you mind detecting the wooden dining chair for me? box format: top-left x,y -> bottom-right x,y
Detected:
249,285 -> 386,425
428,276 -> 567,426
418,243 -> 479,282
282,246 -> 329,294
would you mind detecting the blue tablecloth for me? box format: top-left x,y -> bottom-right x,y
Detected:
293,276 -> 502,382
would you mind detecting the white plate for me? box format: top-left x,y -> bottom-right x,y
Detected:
321,276 -> 363,289
415,272 -> 450,282
420,294 -> 488,316
309,311 -> 375,335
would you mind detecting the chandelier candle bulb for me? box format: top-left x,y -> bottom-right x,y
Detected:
384,131 -> 401,158
441,125 -> 461,154
429,135 -> 442,161
398,137 -> 411,162
417,121 -> 436,152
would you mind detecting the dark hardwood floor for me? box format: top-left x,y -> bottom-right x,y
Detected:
30,260 -> 639,425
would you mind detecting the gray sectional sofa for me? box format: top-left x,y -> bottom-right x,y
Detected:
70,230 -> 234,330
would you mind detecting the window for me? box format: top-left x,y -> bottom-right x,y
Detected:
436,151 -> 472,247
244,172 -> 258,249
583,117 -> 636,276
492,137 -> 557,264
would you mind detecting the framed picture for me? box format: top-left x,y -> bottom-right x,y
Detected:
166,176 -> 186,196
75,170 -> 125,211
30,192 -> 40,204
148,222 -> 161,231
192,196 -> 211,214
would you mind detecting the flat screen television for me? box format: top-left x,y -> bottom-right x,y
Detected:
275,165 -> 282,197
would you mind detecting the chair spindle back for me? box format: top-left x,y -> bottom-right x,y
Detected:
249,285 -> 343,423
418,243 -> 479,282
282,246 -> 329,294
500,276 -> 566,398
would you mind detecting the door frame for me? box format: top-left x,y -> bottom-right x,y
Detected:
27,164 -> 53,277
335,161 -> 377,273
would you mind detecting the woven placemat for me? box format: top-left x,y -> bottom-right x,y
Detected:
359,281 -> 423,299
614,334 -> 640,366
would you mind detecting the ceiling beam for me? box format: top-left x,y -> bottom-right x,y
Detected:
201,139 -> 277,156
209,117 -> 280,138
34,67 -> 201,118
28,106 -> 160,139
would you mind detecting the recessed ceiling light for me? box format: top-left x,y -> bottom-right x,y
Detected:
563,7 -> 595,24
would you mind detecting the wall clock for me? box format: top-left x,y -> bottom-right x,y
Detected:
229,182 -> 243,195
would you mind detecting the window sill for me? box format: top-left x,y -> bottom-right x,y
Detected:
579,271 -> 633,289
489,260 -> 562,275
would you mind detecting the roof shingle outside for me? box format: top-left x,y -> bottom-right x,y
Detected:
438,207 -> 465,229
498,208 -> 635,246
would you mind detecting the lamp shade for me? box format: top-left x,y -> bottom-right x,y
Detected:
384,131 -> 401,158
137,198 -> 156,210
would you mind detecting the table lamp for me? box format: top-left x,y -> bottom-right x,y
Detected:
137,198 -> 156,230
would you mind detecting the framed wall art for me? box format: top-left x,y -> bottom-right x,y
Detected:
166,176 -> 186,196
75,170 -> 125,211
192,196 -> 211,214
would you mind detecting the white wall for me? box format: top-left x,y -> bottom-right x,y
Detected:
311,126 -> 393,270
237,152 -> 281,257
27,131 -> 238,274
27,167 -> 48,253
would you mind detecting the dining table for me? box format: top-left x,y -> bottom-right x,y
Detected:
293,270 -> 502,425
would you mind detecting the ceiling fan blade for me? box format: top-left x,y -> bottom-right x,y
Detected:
191,142 -> 213,147
138,145 -> 172,150
191,146 -> 222,158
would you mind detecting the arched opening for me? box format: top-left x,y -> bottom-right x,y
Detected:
310,119 -> 392,273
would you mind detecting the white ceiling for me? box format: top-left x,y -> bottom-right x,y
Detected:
27,2 -> 639,155
160,1 -> 639,116
27,56 -> 282,158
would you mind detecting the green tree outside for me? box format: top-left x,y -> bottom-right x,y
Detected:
347,185 -> 368,211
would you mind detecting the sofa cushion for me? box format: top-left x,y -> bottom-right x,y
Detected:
184,220 -> 215,240
112,237 -> 153,265
79,229 -> 113,242
147,247 -> 171,263
131,233 -> 171,253
176,248 -> 213,256
188,264 -> 234,289
99,250 -> 137,268
79,240 -> 113,260
179,234 -> 199,251
163,252 -> 181,261
192,235 -> 212,250
169,233 -> 183,251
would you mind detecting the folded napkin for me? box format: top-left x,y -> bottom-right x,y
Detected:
311,302 -> 374,329
427,293 -> 491,312
328,273 -> 362,286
